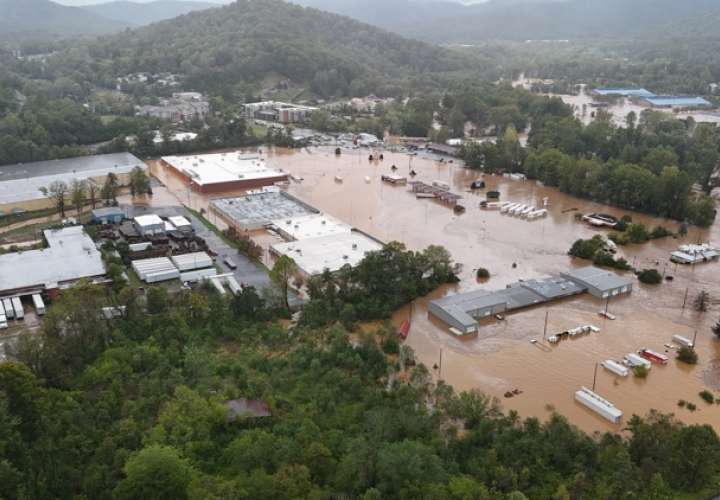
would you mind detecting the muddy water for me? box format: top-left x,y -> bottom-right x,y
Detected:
268,146 -> 720,434
146,146 -> 720,434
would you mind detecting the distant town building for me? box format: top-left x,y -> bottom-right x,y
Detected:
593,87 -> 655,98
244,101 -> 317,124
640,96 -> 713,109
136,92 -> 210,123
348,95 -> 394,112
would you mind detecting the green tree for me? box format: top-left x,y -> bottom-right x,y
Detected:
114,445 -> 194,500
70,179 -> 86,215
40,180 -> 68,217
270,255 -> 298,312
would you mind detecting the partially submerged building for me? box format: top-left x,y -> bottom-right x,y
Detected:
160,152 -> 288,193
0,226 -> 106,298
0,152 -> 145,214
593,87 -> 655,98
243,101 -> 317,124
270,231 -> 383,277
429,267 -> 632,333
211,190 -> 317,231
670,243 -> 720,265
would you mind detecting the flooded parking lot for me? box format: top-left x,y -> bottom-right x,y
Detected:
150,146 -> 720,434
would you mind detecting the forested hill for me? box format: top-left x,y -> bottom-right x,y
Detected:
85,0 -> 472,95
301,0 -> 720,43
0,0 -> 125,40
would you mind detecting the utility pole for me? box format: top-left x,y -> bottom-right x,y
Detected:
692,330 -> 698,349
604,297 -> 610,314
543,310 -> 549,342
682,287 -> 689,310
438,348 -> 443,380
592,362 -> 598,392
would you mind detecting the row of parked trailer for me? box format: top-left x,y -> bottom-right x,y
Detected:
548,324 -> 600,344
0,294 -> 45,329
497,202 -> 548,220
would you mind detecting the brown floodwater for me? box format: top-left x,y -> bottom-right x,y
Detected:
147,146 -> 720,434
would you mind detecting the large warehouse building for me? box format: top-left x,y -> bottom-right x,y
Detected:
211,190 -> 317,231
429,267 -> 633,333
0,226 -> 106,298
160,152 -> 288,193
0,152 -> 145,214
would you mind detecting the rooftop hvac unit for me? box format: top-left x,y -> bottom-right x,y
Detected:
343,255 -> 348,259
321,220 -> 326,225
352,243 -> 358,250
238,174 -> 244,179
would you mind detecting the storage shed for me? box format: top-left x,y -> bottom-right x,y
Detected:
91,207 -> 125,224
168,215 -> 193,232
133,214 -> 165,237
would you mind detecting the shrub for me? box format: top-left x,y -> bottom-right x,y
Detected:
626,223 -> 649,243
633,365 -> 649,378
678,399 -> 687,407
476,267 -> 490,279
650,226 -> 673,239
699,390 -> 715,404
687,402 -> 697,412
677,346 -> 698,365
638,269 -> 662,285
382,337 -> 400,355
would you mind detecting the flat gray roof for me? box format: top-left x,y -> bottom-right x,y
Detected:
430,274 -> 588,331
0,153 -> 144,182
0,226 -> 106,294
0,153 -> 145,206
561,267 -> 632,292
212,191 -> 317,230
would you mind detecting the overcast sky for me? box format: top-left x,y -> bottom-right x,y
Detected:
56,0 -> 232,5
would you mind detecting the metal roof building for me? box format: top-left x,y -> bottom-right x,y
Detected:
0,226 -> 106,297
561,267 -> 633,299
593,88 -> 655,98
430,269 -> 629,333
0,152 -> 145,211
642,96 -> 712,108
211,190 -> 317,231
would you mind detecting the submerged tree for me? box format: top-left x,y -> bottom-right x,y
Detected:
694,290 -> 710,312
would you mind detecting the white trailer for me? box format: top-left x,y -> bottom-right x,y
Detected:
2,298 -> 14,320
223,257 -> 238,270
575,386 -> 623,424
32,294 -> 46,315
601,360 -> 629,377
11,297 -> 23,320
672,334 -> 694,348
624,353 -> 651,369
0,312 -> 7,329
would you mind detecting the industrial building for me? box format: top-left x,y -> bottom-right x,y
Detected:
91,207 -> 126,224
270,230 -> 383,277
211,190 -> 317,231
670,243 -> 720,265
0,152 -> 146,214
0,226 -> 106,298
593,87 -> 655,98
429,267 -> 632,333
160,152 -> 288,193
131,257 -> 180,283
271,213 -> 351,241
641,96 -> 713,109
561,267 -> 633,299
133,214 -> 165,237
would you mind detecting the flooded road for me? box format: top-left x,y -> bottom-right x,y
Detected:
150,146 -> 720,434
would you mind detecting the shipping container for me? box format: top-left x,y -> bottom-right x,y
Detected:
2,298 -> 14,320
32,294 -> 46,315
11,297 -> 23,320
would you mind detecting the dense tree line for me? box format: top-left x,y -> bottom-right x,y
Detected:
1,270 -> 719,498
463,109 -> 718,226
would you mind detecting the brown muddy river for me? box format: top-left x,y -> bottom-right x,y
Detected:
150,146 -> 720,434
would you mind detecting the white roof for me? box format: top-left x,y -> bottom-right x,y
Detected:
168,215 -> 191,227
0,226 -> 105,292
272,213 -> 351,241
134,214 -> 164,227
162,152 -> 286,186
271,231 -> 383,275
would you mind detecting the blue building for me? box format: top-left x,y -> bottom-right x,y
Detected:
91,207 -> 125,224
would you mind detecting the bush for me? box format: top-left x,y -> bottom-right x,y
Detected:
699,390 -> 715,404
638,269 -> 662,285
678,399 -> 687,407
677,346 -> 698,365
687,402 -> 697,412
382,336 -> 400,355
649,226 -> 673,239
633,365 -> 649,378
476,267 -> 490,279
626,223 -> 649,243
